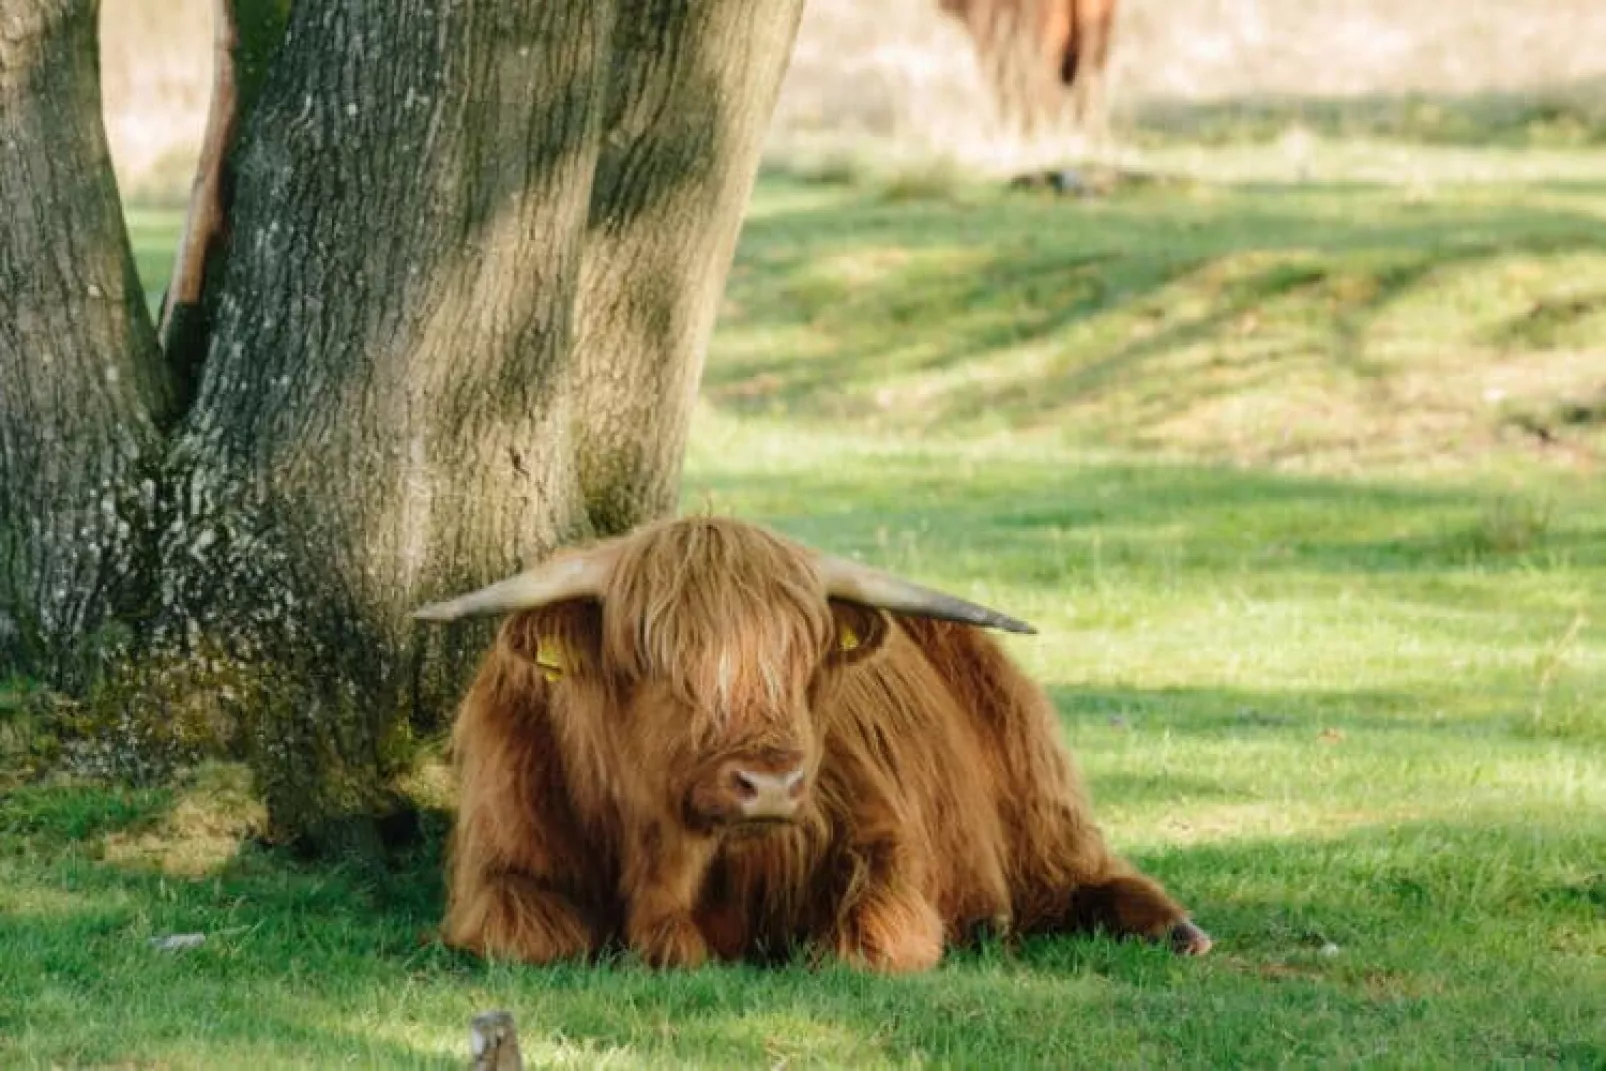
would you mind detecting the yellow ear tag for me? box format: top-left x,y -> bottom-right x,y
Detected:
839,624 -> 860,652
535,637 -> 566,683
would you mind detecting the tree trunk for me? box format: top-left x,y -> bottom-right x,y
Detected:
156,0 -> 803,846
0,0 -> 800,848
0,0 -> 172,688
572,0 -> 803,533
158,1 -> 613,845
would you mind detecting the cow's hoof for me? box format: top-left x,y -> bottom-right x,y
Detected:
1168,919 -> 1213,956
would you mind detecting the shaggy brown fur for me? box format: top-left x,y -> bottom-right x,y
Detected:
941,0 -> 1119,132
442,517 -> 1206,972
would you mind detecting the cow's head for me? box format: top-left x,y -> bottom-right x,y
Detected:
415,518 -> 1033,834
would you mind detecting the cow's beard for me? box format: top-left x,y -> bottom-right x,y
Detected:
713,804 -> 830,857
722,816 -> 796,840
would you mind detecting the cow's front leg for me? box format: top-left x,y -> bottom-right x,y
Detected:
831,837 -> 944,974
622,822 -> 716,968
445,871 -> 596,965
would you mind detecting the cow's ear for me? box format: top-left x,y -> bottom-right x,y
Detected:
501,599 -> 602,682
827,599 -> 891,667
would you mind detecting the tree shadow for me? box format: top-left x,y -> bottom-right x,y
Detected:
0,779 -> 457,1064
1129,78 -> 1606,150
692,454 -> 1606,588
1050,683 -> 1438,739
1488,288 -> 1606,349
705,177 -> 1606,451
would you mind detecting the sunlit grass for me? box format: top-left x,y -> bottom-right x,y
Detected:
123,207 -> 182,314
4,164 -> 1602,1067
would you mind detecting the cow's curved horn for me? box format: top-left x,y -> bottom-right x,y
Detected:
411,549 -> 614,622
814,554 -> 1037,635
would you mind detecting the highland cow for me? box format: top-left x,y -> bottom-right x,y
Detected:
415,516 -> 1209,972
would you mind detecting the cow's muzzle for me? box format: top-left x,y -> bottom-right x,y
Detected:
693,757 -> 808,826
730,764 -> 806,821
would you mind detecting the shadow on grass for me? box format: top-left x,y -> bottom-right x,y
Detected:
0,784 -> 455,1064
4,778 -> 1598,1067
706,177 -> 1606,444
1128,78 -> 1606,150
694,455 -> 1606,584
1049,683 -> 1443,739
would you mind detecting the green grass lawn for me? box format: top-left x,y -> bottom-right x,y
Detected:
4,152 -> 1604,1067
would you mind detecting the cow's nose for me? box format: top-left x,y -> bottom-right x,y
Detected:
729,764 -> 806,821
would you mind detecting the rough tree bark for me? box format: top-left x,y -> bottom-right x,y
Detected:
0,0 -> 803,849
573,1 -> 801,533
163,2 -> 622,845
0,0 -> 172,688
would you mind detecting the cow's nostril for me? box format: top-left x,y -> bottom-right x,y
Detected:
725,764 -> 807,819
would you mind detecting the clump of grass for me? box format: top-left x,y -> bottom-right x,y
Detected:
1468,494 -> 1554,556
764,148 -> 977,202
1493,290 -> 1606,348
0,684 -> 68,788
762,147 -> 879,188
1,674 -> 40,754
1519,610 -> 1600,741
0,779 -> 172,843
801,155 -> 874,188
101,761 -> 266,875
876,158 -> 972,203
1501,387 -> 1606,455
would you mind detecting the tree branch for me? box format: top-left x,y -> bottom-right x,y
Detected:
157,0 -> 238,410
157,0 -> 292,424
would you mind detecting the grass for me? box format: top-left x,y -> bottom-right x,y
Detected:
125,208 -> 180,311
5,147 -> 1606,1067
